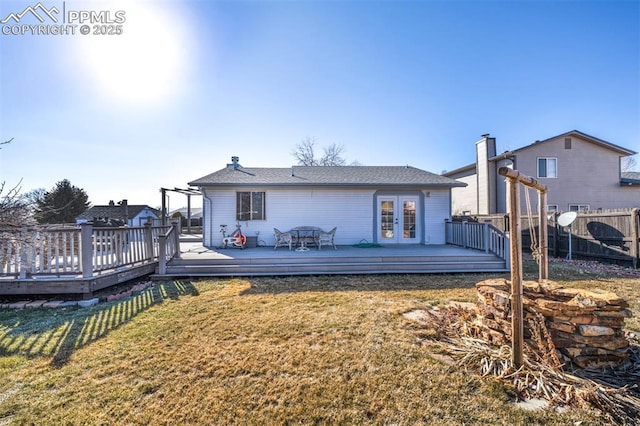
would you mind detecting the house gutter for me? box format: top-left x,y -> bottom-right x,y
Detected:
192,182 -> 467,189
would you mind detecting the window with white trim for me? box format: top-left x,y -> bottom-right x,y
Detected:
546,205 -> 559,213
537,157 -> 557,178
236,192 -> 265,220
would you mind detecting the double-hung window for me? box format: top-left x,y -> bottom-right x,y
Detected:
236,192 -> 265,220
537,158 -> 557,178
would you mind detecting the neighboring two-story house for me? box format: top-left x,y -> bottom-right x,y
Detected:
443,130 -> 638,215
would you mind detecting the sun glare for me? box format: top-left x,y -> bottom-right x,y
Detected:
79,3 -> 190,105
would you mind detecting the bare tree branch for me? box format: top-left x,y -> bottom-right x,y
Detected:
291,138 -> 354,166
320,143 -> 347,166
622,155 -> 638,172
0,137 -> 14,149
291,137 -> 319,166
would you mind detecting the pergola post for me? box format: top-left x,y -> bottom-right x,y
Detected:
499,167 -> 548,368
507,177 -> 524,368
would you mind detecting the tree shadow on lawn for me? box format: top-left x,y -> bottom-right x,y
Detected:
0,280 -> 199,367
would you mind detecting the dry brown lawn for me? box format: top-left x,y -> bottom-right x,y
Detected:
0,260 -> 637,425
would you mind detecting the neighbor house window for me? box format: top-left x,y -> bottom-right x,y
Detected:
546,205 -> 558,213
537,158 -> 557,178
236,192 -> 265,220
569,204 -> 589,212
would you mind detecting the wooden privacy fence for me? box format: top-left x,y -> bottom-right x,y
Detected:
454,208 -> 640,268
0,222 -> 180,279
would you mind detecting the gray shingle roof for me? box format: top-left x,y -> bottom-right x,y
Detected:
621,172 -> 640,186
189,166 -> 465,188
76,205 -> 160,221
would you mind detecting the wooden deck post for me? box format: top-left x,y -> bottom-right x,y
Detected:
483,221 -> 490,253
462,221 -> 468,248
507,177 -> 524,367
80,223 -> 93,279
172,220 -> 181,259
445,219 -> 450,244
144,222 -> 154,260
18,243 -> 28,279
158,234 -> 167,275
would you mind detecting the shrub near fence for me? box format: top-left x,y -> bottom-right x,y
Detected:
453,208 -> 640,268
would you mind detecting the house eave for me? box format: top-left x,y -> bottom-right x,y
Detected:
442,163 -> 476,177
193,182 -> 467,189
512,130 -> 636,156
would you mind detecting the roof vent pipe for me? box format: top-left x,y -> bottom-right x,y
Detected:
291,166 -> 295,177
228,156 -> 241,170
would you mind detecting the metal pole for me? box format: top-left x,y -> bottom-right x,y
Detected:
187,194 -> 192,235
508,177 -> 524,368
161,188 -> 167,227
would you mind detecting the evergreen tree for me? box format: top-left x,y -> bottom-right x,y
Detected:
34,179 -> 90,224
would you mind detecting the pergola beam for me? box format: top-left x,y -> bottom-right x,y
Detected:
160,187 -> 202,229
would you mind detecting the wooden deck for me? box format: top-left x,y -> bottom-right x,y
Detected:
152,242 -> 509,278
0,263 -> 157,299
0,224 -> 177,299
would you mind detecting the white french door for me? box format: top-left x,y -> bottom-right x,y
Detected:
377,196 -> 420,244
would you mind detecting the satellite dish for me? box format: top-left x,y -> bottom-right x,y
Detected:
557,211 -> 578,227
557,211 -> 578,261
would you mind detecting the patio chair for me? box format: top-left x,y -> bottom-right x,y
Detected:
317,227 -> 337,250
273,228 -> 293,251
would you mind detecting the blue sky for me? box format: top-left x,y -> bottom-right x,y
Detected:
1,0 -> 638,209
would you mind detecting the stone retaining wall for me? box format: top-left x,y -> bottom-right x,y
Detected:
476,278 -> 632,369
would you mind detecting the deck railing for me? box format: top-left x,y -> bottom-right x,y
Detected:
445,220 -> 510,264
158,224 -> 181,275
0,223 -> 175,279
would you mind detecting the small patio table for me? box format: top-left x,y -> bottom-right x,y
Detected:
290,226 -> 322,252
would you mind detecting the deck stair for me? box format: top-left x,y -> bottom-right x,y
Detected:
153,245 -> 508,278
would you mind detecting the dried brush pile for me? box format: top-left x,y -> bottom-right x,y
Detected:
414,300 -> 640,425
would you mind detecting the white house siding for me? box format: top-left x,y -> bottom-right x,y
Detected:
424,189 -> 450,244
450,174 -> 477,215
495,158 -> 512,214
203,187 -> 375,247
202,186 -> 452,247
